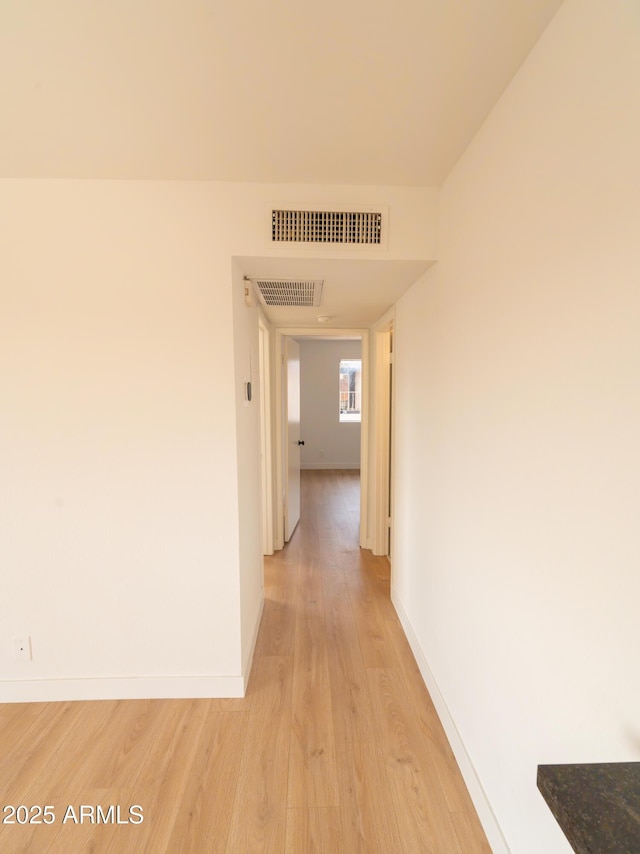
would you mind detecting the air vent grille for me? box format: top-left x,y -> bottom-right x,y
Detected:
272,209 -> 382,245
251,278 -> 324,307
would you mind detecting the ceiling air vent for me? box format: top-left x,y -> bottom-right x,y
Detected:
272,209 -> 382,245
249,278 -> 324,307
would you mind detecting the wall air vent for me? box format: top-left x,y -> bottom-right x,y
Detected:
271,209 -> 382,245
248,278 -> 324,307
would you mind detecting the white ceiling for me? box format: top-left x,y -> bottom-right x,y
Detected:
1,0 -> 563,184
237,257 -> 433,327
1,0 -> 563,327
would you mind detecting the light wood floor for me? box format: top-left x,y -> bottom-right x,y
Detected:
0,470 -> 490,853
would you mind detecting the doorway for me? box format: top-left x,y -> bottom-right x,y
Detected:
273,328 -> 369,553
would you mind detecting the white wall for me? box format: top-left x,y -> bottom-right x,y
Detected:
299,339 -> 362,470
231,260 -> 265,674
0,181 -> 244,698
0,179 -> 435,701
391,2 -> 640,852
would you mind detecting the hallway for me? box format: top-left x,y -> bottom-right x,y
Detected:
244,469 -> 490,852
0,470 -> 490,853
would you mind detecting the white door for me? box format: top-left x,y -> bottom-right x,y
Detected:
284,337 -> 301,540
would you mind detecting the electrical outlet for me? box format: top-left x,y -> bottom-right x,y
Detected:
13,636 -> 32,661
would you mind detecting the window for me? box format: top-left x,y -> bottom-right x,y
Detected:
339,359 -> 362,422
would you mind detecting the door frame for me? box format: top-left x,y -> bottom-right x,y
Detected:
258,318 -> 274,555
273,327 -> 370,551
372,319 -> 394,556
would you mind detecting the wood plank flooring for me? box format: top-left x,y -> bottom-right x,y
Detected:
0,470 -> 491,853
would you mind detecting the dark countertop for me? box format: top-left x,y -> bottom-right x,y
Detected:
537,762 -> 640,854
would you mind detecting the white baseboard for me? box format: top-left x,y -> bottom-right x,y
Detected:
391,587 -> 509,854
1,596 -> 268,705
301,463 -> 361,470
0,675 -> 246,704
